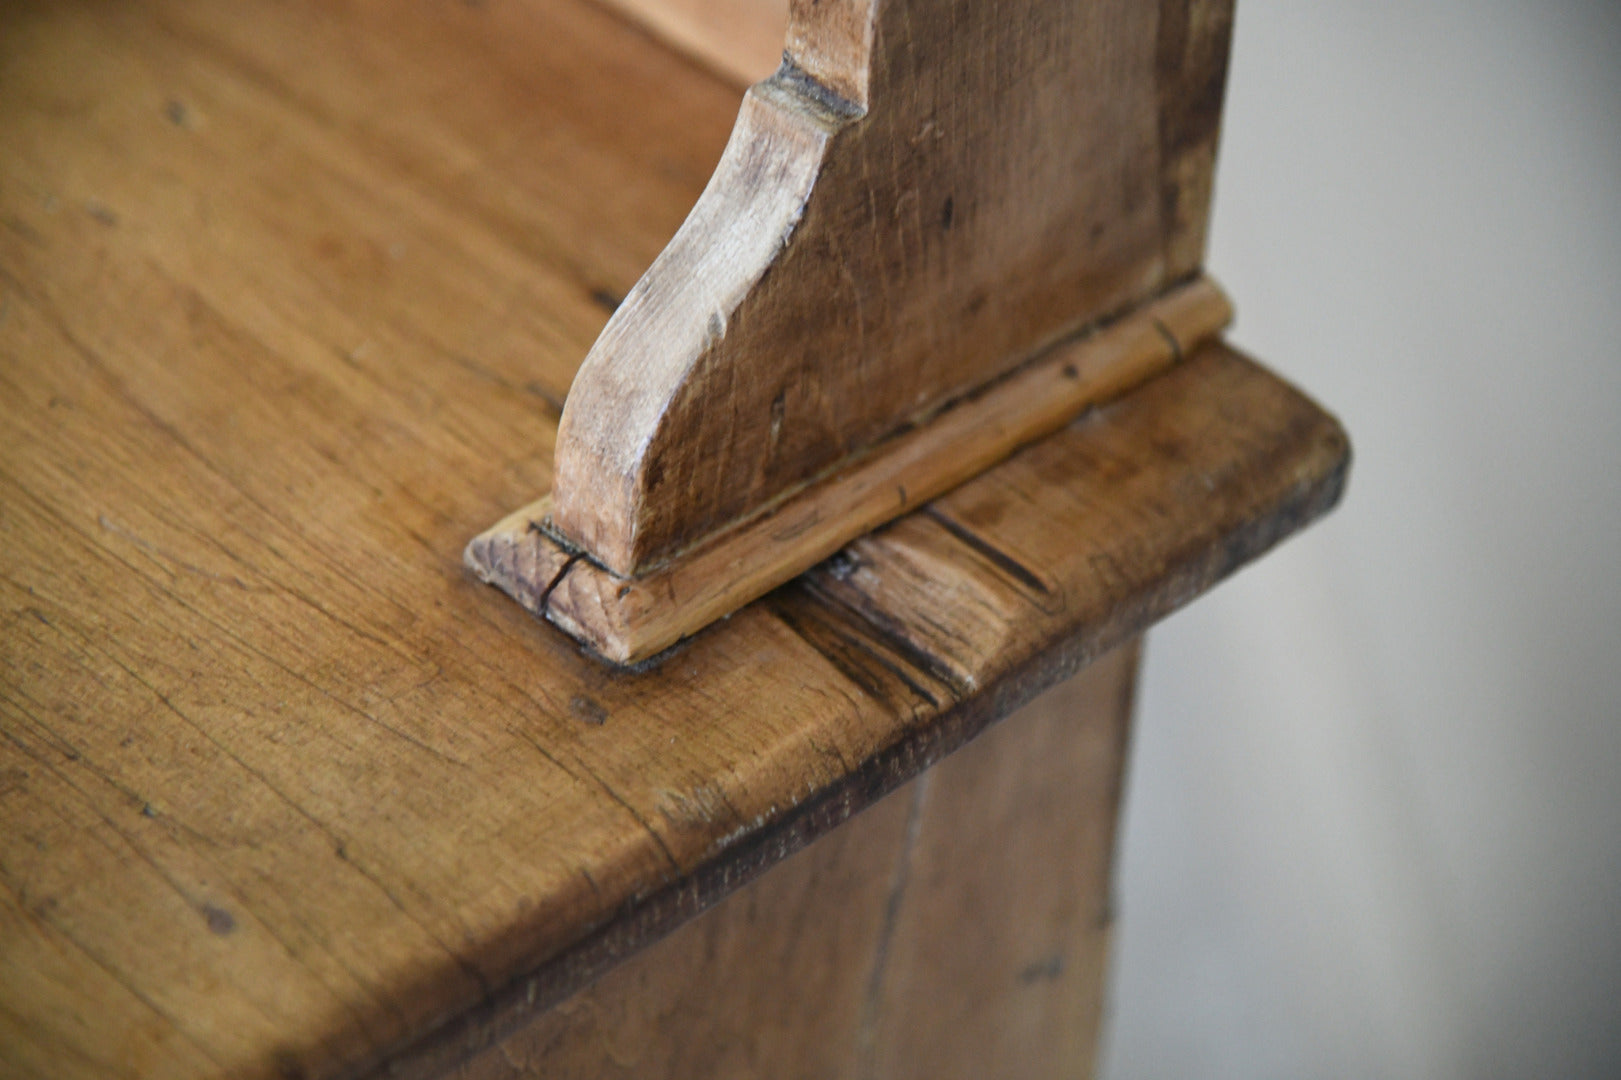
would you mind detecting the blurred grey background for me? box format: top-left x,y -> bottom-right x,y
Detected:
1102,3 -> 1621,1078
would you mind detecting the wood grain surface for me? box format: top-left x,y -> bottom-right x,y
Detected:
439,643 -> 1141,1080
549,0 -> 1236,574
0,2 -> 1346,1079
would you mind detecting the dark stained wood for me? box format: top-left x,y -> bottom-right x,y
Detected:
436,642 -> 1141,1080
0,2 -> 1348,1079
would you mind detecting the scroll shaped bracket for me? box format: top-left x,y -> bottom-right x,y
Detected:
470,0 -> 1237,663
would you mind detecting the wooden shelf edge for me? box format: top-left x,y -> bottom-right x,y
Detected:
393,342 -> 1350,1080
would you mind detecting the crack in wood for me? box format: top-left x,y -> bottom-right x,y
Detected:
767,595 -> 945,713
856,771 -> 931,1078
920,506 -> 1053,596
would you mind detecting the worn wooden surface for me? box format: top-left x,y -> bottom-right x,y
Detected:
437,642 -> 1140,1080
468,277 -> 1231,663
0,2 -> 1346,1079
549,0 -> 1236,575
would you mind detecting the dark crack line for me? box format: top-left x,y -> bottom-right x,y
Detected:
921,506 -> 1052,595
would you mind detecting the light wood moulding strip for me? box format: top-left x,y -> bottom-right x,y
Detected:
465,275 -> 1232,664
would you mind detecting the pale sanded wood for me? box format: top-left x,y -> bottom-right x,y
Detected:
595,0 -> 787,88
548,0 -> 1236,575
437,643 -> 1140,1080
467,276 -> 1232,663
0,2 -> 1345,1079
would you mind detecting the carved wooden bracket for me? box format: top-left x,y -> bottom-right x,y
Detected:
469,0 -> 1237,663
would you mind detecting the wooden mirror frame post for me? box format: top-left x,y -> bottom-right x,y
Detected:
468,0 -> 1245,664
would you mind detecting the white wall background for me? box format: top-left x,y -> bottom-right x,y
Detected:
1101,4 -> 1621,1078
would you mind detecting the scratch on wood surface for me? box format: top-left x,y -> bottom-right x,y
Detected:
856,770 -> 930,1077
574,759 -> 681,877
97,514 -> 259,591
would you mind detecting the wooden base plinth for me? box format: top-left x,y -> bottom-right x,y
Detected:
467,278 -> 1232,664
